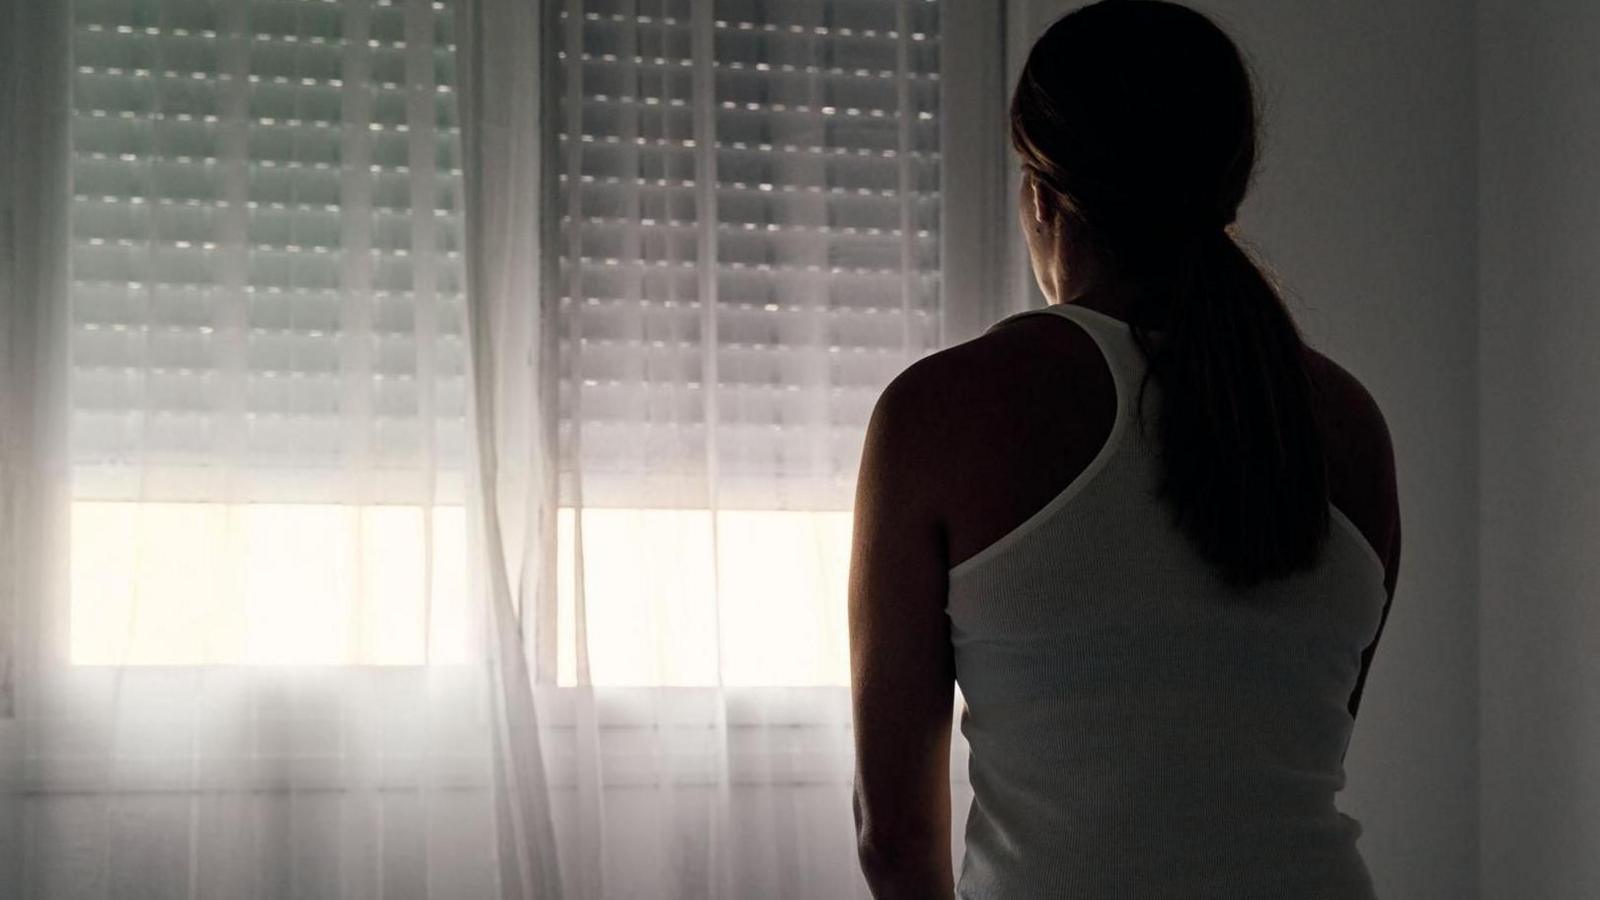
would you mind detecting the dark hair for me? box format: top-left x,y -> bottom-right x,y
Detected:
1010,0 -> 1329,591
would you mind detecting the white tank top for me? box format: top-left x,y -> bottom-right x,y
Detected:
948,301 -> 1388,899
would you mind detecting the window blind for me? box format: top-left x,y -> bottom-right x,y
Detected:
68,0 -> 469,505
556,0 -> 942,512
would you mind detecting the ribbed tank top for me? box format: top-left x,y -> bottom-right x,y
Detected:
948,302 -> 1388,899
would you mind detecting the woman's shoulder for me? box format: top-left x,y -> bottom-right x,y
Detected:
1304,346 -> 1400,580
946,308 -> 1105,385
1303,347 -> 1395,482
879,312 -> 1117,560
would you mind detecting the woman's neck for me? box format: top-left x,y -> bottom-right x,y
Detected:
1055,286 -> 1155,326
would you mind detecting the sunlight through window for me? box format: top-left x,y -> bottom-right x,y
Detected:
72,502 -> 853,684
70,502 -> 471,666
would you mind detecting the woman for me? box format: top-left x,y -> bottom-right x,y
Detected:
847,2 -> 1401,898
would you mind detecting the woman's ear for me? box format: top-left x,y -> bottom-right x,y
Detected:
1028,174 -> 1055,232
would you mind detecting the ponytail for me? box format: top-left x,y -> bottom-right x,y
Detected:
1127,230 -> 1329,591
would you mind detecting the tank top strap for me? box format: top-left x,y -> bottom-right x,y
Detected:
987,301 -> 1149,420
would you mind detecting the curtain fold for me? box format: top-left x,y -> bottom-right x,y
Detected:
454,0 -> 568,894
1,0 -> 75,887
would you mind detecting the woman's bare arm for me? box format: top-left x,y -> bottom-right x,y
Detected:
848,360 -> 957,899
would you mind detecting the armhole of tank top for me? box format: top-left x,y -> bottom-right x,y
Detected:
1328,502 -> 1388,585
948,305 -> 1129,581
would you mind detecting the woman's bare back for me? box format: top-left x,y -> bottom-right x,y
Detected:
930,308 -> 1399,596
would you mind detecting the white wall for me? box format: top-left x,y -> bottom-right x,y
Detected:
1008,2 -> 1481,897
1478,2 -> 1600,897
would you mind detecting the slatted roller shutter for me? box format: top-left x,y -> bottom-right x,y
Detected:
555,0 -> 942,511
68,0 -> 469,504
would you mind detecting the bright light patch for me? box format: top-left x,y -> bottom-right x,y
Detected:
72,503 -> 853,685
71,502 -> 471,666
556,508 -> 854,687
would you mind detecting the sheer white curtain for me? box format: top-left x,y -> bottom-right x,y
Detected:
4,0 -> 539,896
3,0 -> 997,895
462,0 -> 974,896
2,0 -> 75,885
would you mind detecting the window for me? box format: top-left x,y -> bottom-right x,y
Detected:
64,0 -> 951,681
67,0 -> 471,664
553,0 -> 942,686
